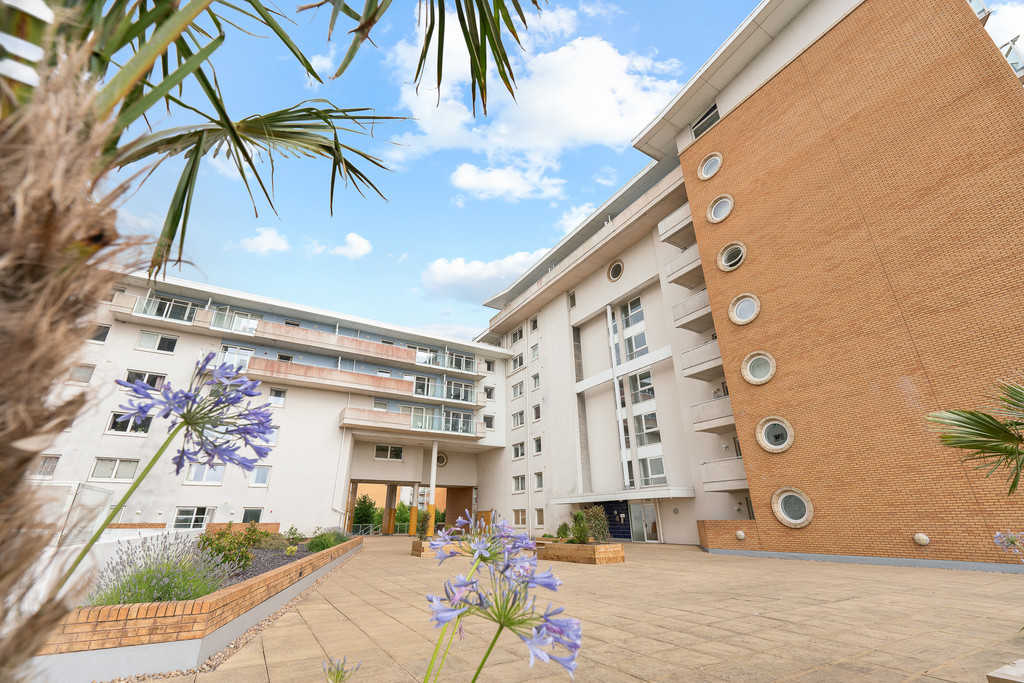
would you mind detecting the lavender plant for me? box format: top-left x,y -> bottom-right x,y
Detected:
61,353 -> 275,588
423,512 -> 582,681
324,656 -> 361,682
85,533 -> 236,606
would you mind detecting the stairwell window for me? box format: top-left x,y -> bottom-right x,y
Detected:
640,456 -> 667,486
534,437 -> 542,454
532,374 -> 540,390
629,371 -> 655,404
633,412 -> 661,447
534,472 -> 543,490
531,344 -> 539,360
620,297 -> 644,327
624,332 -> 648,361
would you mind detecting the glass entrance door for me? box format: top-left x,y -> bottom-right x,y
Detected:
628,501 -> 660,542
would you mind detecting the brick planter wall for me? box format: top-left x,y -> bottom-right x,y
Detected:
697,520 -> 761,551
38,536 -> 361,655
107,523 -> 167,529
204,522 -> 280,534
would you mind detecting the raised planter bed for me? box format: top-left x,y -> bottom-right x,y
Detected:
536,542 -> 625,565
30,537 -> 363,682
411,539 -> 455,557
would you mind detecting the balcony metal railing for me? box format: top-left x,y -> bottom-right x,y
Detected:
967,0 -> 991,21
415,351 -> 477,374
133,297 -> 201,323
211,311 -> 259,335
446,386 -> 477,403
1001,39 -> 1024,80
213,351 -> 252,372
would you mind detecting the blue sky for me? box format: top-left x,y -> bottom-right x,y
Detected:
116,0 -> 1024,339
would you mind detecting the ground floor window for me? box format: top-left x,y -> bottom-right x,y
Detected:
375,445 -> 403,460
174,506 -> 210,529
535,508 -> 545,526
513,509 -> 526,526
91,458 -> 139,480
242,508 -> 262,524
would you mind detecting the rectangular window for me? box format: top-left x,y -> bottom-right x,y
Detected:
568,291 -> 576,309
377,368 -> 391,377
531,374 -> 540,390
414,376 -> 437,397
513,475 -> 526,492
447,352 -> 474,372
89,324 -> 111,343
531,344 -> 539,359
125,370 -> 166,389
513,442 -> 525,459
277,353 -> 294,363
691,103 -> 719,139
220,345 -> 253,371
269,388 -> 287,407
91,458 -> 139,480
374,445 -> 403,461
484,415 -> 495,429
68,364 -> 95,383
624,332 -> 648,362
266,428 -> 279,446
534,437 -> 542,454
444,409 -> 474,434
184,463 -> 224,485
401,404 -> 429,429
284,319 -> 301,327
380,338 -> 394,345
511,354 -> 524,371
250,465 -> 272,487
640,456 -> 667,487
629,371 -> 655,404
534,472 -> 543,490
33,455 -> 60,478
446,380 -> 475,402
533,404 -> 541,421
531,317 -> 538,331
512,382 -> 524,398
620,297 -> 644,328
622,418 -> 631,449
484,386 -> 495,400
485,359 -> 495,373
513,509 -> 526,526
511,328 -> 523,344
137,331 -> 177,353
617,379 -> 627,409
173,506 -> 209,529
373,400 -> 388,411
733,436 -> 742,458
633,412 -> 661,447
535,508 -> 545,526
242,508 -> 262,524
512,411 -> 525,428
108,412 -> 152,434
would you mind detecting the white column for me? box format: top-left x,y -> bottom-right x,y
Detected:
428,440 -> 439,505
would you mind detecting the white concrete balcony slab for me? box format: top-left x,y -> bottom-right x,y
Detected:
673,290 -> 714,333
700,457 -> 748,493
690,396 -> 735,434
679,340 -> 723,381
338,407 -> 485,440
245,357 -> 416,400
658,203 -> 695,249
665,243 -> 704,289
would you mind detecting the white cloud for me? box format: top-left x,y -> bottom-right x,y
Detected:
421,248 -> 549,302
305,43 -> 337,90
579,1 -> 624,20
388,252 -> 409,263
556,203 -> 596,234
239,227 -> 290,255
116,208 -> 158,235
305,233 -> 372,259
594,166 -> 617,186
208,152 -> 241,180
988,2 -> 1024,47
450,161 -> 566,201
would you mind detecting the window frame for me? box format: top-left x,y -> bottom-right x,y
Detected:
184,462 -> 225,486
620,297 -> 644,328
68,364 -> 96,384
512,442 -> 525,459
374,444 -> 404,461
269,388 -> 287,407
512,411 -> 525,428
534,471 -> 543,490
532,404 -> 541,421
530,344 -> 539,359
624,331 -> 649,362
136,330 -> 178,354
534,436 -> 542,454
483,415 -> 495,430
90,457 -> 140,481
568,291 -> 576,309
107,412 -> 153,435
639,456 -> 667,487
628,370 -> 656,404
511,354 -> 524,371
513,475 -> 526,493
249,465 -> 272,487
513,509 -> 526,526
633,412 -> 661,447
510,327 -> 523,344
124,370 -> 167,390
535,508 -> 545,526
691,103 -> 720,139
512,381 -> 524,398
173,506 -> 210,530
30,455 -> 60,479
531,374 -> 540,390
88,324 -> 111,344
242,508 -> 263,524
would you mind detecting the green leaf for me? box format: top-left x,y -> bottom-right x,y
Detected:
152,130 -> 206,275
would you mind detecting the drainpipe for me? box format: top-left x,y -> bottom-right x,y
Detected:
606,305 -> 631,489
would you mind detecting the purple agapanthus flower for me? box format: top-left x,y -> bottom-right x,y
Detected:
116,352 -> 275,474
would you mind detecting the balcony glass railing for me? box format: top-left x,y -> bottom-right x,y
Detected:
1002,40 -> 1024,78
445,386 -> 477,403
213,351 -> 252,372
967,0 -> 990,19
410,413 -> 475,435
414,351 -> 477,373
133,297 -> 201,323
211,311 -> 259,334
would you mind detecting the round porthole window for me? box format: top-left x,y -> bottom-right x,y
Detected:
436,453 -> 448,467
756,415 -> 794,453
771,487 -> 813,528
707,195 -> 734,224
741,351 -> 776,385
717,242 -> 747,272
728,293 -> 761,325
697,152 -> 723,180
607,260 -> 624,282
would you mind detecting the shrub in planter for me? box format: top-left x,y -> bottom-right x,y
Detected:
286,545 -> 298,556
555,522 -> 571,539
584,505 -> 611,544
307,527 -> 350,552
198,522 -> 254,570
255,533 -> 290,550
86,533 -> 235,606
242,521 -> 271,547
284,525 -> 305,544
569,511 -> 589,545
416,509 -> 429,541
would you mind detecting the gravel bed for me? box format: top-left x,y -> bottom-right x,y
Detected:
221,546 -> 314,587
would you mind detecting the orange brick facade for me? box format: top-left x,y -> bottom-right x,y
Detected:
37,537 -> 361,655
681,0 -> 1024,563
696,520 -> 761,552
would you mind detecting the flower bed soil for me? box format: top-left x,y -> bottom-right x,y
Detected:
221,546 -> 315,587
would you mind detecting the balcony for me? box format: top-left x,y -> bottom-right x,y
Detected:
679,340 -> 723,381
967,0 -> 991,25
210,311 -> 259,335
244,357 -> 416,399
665,243 -> 704,289
110,292 -> 203,331
700,457 -> 748,493
338,406 -> 485,439
411,350 -> 485,379
673,290 -> 714,333
412,382 -> 486,408
658,203 -> 695,249
253,320 -> 420,368
690,396 -> 735,433
1001,40 -> 1024,83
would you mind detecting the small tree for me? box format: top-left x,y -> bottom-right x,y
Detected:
416,510 -> 429,541
555,522 -> 571,539
583,506 -> 610,543
570,511 -> 589,545
351,494 -> 377,527
396,501 -> 410,525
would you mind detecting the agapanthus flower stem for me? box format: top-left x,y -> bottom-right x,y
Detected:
472,624 -> 504,682
433,615 -> 460,683
424,555 -> 484,682
59,423 -> 186,590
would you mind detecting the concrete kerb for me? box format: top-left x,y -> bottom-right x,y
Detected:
28,542 -> 363,683
705,547 -> 1024,573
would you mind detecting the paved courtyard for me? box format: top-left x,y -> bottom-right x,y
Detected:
171,537 -> 1024,682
